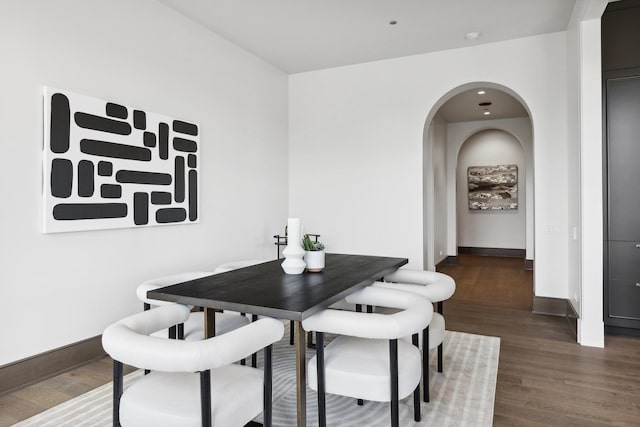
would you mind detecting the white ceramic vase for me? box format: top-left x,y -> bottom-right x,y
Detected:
281,218 -> 306,274
304,250 -> 325,272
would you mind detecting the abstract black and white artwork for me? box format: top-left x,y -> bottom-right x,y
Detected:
468,164 -> 518,210
43,87 -> 199,233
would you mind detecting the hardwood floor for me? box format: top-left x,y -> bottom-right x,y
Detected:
438,254 -> 534,309
2,255 -> 640,426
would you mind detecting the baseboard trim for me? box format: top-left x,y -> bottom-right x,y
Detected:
436,256 -> 458,269
532,296 -> 578,338
524,259 -> 534,270
0,335 -> 105,395
605,325 -> 640,337
458,246 -> 526,258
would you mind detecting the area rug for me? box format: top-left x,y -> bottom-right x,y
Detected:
14,329 -> 499,427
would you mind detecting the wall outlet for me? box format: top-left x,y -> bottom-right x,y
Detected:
439,250 -> 443,256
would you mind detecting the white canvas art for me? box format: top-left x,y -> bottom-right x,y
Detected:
43,87 -> 200,233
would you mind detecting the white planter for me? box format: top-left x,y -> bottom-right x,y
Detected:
281,218 -> 306,274
304,250 -> 325,272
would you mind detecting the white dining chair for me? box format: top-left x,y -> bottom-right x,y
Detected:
136,271 -> 250,341
102,304 -> 284,427
373,268 -> 456,401
302,286 -> 433,427
214,259 -> 300,367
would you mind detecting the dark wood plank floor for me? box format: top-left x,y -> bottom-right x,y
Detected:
2,255 -> 640,426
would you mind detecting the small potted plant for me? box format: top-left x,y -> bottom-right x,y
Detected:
302,234 -> 325,272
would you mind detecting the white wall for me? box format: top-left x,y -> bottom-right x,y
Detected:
446,118 -> 534,259
290,32 -> 569,301
566,0 -> 607,347
455,130 -> 526,250
423,114 -> 448,270
0,0 -> 289,365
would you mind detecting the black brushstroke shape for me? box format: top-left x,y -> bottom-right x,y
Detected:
159,122 -> 169,160
173,137 -> 197,153
52,203 -> 127,220
175,156 -> 185,203
50,93 -> 70,153
80,139 -> 151,161
116,170 -> 171,185
78,160 -> 94,197
134,192 -> 149,225
75,112 -> 132,135
143,131 -> 156,148
101,184 -> 122,199
133,110 -> 146,130
156,208 -> 187,223
98,161 -> 113,176
51,158 -> 72,198
151,192 -> 171,205
106,102 -> 127,119
173,120 -> 198,136
189,169 -> 197,221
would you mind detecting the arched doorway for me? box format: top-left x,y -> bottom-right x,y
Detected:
422,83 -> 534,287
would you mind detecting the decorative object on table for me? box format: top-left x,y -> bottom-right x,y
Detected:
42,87 -> 200,233
467,164 -> 518,210
281,218 -> 306,274
303,234 -> 325,272
274,227 -> 321,259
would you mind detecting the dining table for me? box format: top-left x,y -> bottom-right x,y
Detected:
147,252 -> 408,427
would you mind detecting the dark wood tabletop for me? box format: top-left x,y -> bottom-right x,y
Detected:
147,253 -> 408,321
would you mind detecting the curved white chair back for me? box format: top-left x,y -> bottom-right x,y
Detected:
303,285 -> 433,340
102,305 -> 284,372
136,271 -> 213,306
381,269 -> 456,302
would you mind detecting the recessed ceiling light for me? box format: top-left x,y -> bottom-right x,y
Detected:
483,110 -> 491,116
477,90 -> 486,95
389,20 -> 397,25
465,31 -> 481,41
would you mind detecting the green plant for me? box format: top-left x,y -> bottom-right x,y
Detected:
302,234 -> 325,251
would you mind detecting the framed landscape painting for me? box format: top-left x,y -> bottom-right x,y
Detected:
467,164 -> 518,210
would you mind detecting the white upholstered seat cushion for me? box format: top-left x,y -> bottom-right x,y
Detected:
307,336 -> 422,402
378,269 -> 456,303
120,365 -> 262,427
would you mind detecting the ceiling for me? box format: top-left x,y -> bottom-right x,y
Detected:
157,0 -> 574,122
158,0 -> 577,74
439,88 -> 529,122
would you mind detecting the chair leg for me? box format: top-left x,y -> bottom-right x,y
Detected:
264,344 -> 273,427
423,326 -> 430,403
316,332 -> 327,427
252,314 -> 258,367
437,301 -> 444,372
113,360 -> 123,427
177,323 -> 185,340
200,370 -> 212,427
289,320 -> 295,345
412,333 -> 421,421
389,339 -> 399,427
